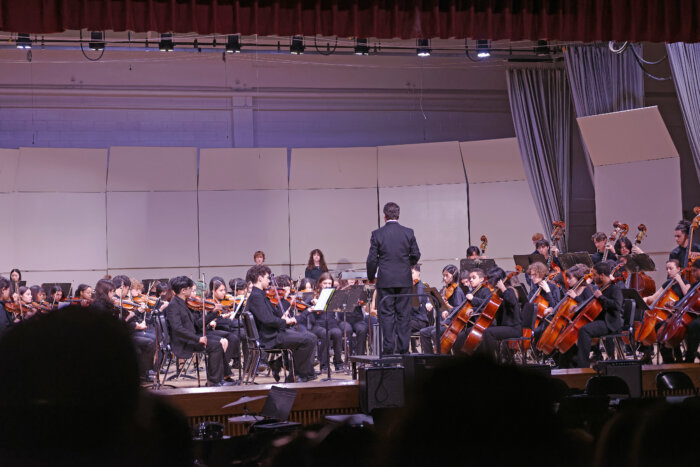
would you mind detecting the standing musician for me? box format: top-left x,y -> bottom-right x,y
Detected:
164,276 -> 232,387
0,277 -> 14,337
670,220 -> 700,267
245,265 -> 317,382
366,202 -> 421,355
409,265 -> 432,352
574,262 -> 623,368
305,249 -> 328,282
9,269 -> 21,298
253,250 -> 266,265
309,272 -> 352,372
676,259 -> 700,363
590,232 -> 617,264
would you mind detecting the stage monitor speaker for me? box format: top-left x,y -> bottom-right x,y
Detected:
521,364 -> 552,379
402,354 -> 451,389
358,366 -> 404,414
598,360 -> 642,398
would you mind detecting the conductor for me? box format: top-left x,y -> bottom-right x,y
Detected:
367,202 -> 421,355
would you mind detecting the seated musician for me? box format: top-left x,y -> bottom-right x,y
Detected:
466,246 -> 481,260
207,276 -> 244,374
245,265 -> 316,382
305,249 -> 328,282
30,286 -> 48,313
454,267 -> 521,357
75,284 -> 93,301
535,239 -> 562,271
309,272 -> 352,372
670,220 -> 700,266
574,262 -> 623,368
0,276 -> 14,337
679,259 -> 700,363
47,285 -> 63,307
409,265 -> 432,352
524,261 -> 561,320
590,232 -> 617,264
614,236 -> 644,257
342,277 -> 375,356
164,276 -> 233,386
459,269 -> 471,295
16,286 -> 38,319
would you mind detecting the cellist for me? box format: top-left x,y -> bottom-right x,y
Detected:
417,264 -> 466,354
677,259 -> 700,363
525,262 -> 561,321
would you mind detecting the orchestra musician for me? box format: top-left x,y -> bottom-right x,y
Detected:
164,276 -> 233,386
341,277 -> 375,356
670,220 -> 700,267
75,284 -> 93,301
677,259 -> 700,363
409,265 -> 432,352
9,269 -> 21,298
590,232 -> 617,264
305,249 -> 328,282
47,285 -> 63,307
253,250 -> 266,265
245,265 -> 317,382
525,261 -> 561,319
207,276 -> 244,376
535,239 -> 562,271
466,246 -> 481,260
309,272 -> 352,372
0,276 -> 14,337
16,286 -> 37,319
30,286 -> 48,313
614,236 -> 644,257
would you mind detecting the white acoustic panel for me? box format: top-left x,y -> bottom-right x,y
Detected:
108,268 -> 200,284
289,261 -> 367,282
201,266 -> 260,286
108,146 -> 197,191
379,183 -> 468,262
594,158 -> 681,259
290,147 -> 378,189
378,141 -> 465,187
20,270 -> 108,291
289,188 -> 379,267
107,191 -> 199,268
0,149 -> 19,193
198,190 -> 290,267
199,148 -> 287,190
577,106 -> 678,166
468,180 -> 542,267
460,138 -> 526,183
12,192 -> 107,270
16,147 -> 107,192
0,194 -> 14,268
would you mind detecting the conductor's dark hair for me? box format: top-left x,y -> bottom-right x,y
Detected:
112,275 -> 131,289
486,267 -> 506,287
535,239 -> 550,249
593,261 -> 612,276
411,264 -> 421,272
466,246 -> 480,257
675,219 -> 691,236
383,202 -> 400,220
246,265 -> 271,285
94,279 -> 115,302
0,276 -> 10,291
170,276 -> 194,295
614,236 -> 633,255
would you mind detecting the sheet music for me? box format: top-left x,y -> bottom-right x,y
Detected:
313,288 -> 334,311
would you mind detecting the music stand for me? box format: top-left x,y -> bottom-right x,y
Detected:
559,252 -> 594,270
623,254 -> 656,273
621,288 -> 649,314
424,286 -> 448,312
339,270 -> 369,280
460,258 -> 496,273
513,254 -> 540,271
41,282 -> 72,298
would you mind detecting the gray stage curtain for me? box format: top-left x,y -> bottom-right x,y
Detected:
667,42 -> 700,184
564,43 -> 644,177
506,64 -> 571,248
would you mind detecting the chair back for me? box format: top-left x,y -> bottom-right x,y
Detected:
622,298 -> 636,329
154,313 -> 171,348
656,371 -> 697,395
521,302 -> 538,331
243,311 -> 261,342
585,375 -> 630,397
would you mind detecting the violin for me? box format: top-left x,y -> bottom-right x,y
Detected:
442,282 -> 457,302
186,296 -> 230,314
65,297 -> 92,307
112,296 -> 143,311
34,301 -> 53,313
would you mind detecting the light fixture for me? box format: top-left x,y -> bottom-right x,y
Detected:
476,39 -> 490,58
535,39 -> 550,56
16,33 -> 31,49
354,38 -> 369,55
158,33 -> 174,52
290,35 -> 304,54
226,35 -> 241,53
416,38 -> 430,57
89,31 -> 105,51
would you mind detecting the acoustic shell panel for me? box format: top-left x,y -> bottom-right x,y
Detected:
16,147 -> 107,192
11,192 -> 107,271
0,149 -> 19,193
106,191 -> 199,269
198,190 -> 290,268
290,147 -> 378,189
0,194 -> 14,267
21,270 -> 108,290
379,183 -> 468,263
108,146 -> 197,191
108,268 -> 200,284
378,141 -> 465,187
289,188 -> 379,269
460,138 -> 526,183
199,148 -> 288,190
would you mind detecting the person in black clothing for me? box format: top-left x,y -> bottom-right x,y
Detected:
466,246 -> 481,260
8,269 -> 21,298
535,239 -> 562,271
164,276 -> 232,387
418,264 -> 467,354
309,272 -> 352,372
304,249 -> 328,282
366,202 -> 421,355
670,219 -> 700,267
0,276 -> 14,339
524,261 -> 561,331
590,231 -> 617,264
409,265 -> 431,352
342,278 -> 375,355
678,260 -> 700,363
575,262 -> 623,368
245,265 -> 317,382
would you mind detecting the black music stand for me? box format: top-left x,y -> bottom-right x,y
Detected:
559,252 -> 594,270
41,282 -> 72,298
622,254 -> 656,273
460,258 -> 496,273
621,288 -> 649,317
339,270 -> 369,280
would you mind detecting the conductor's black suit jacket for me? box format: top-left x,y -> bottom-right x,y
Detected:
366,220 -> 421,288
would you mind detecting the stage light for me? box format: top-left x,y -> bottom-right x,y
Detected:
290,35 -> 305,55
89,31 -> 105,51
354,38 -> 369,55
226,35 -> 241,53
476,39 -> 490,58
158,33 -> 174,52
535,40 -> 550,56
16,33 -> 31,49
416,38 -> 430,57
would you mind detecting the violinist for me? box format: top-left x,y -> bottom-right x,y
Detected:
590,232 -> 617,264
310,272 -> 352,372
76,284 -> 93,301
204,277 -> 242,380
148,281 -> 170,313
305,249 -> 329,282
670,220 -> 700,267
574,262 -> 623,368
30,286 -> 51,314
0,276 -> 14,337
245,265 -> 317,382
47,285 -> 63,307
16,287 -> 37,319
9,268 -> 21,298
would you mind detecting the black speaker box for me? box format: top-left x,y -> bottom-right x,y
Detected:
358,366 -> 404,414
598,360 -> 642,398
521,364 -> 552,378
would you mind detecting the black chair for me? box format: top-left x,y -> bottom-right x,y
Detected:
500,302 -> 538,364
585,375 -> 630,397
598,299 -> 636,360
158,313 -> 203,386
242,311 -> 294,384
656,371 -> 698,396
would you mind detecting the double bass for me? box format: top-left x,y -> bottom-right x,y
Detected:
461,266 -> 521,354
626,224 -> 656,297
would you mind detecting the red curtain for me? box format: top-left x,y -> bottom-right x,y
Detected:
1,0 -> 698,42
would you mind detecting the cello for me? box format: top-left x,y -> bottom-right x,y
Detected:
516,282 -> 550,351
656,283 -> 700,348
439,282 -> 486,354
461,266 -> 522,354
626,224 -> 656,297
536,272 -> 593,355
634,268 -> 688,346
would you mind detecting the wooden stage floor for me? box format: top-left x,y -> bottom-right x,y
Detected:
154,362 -> 700,437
